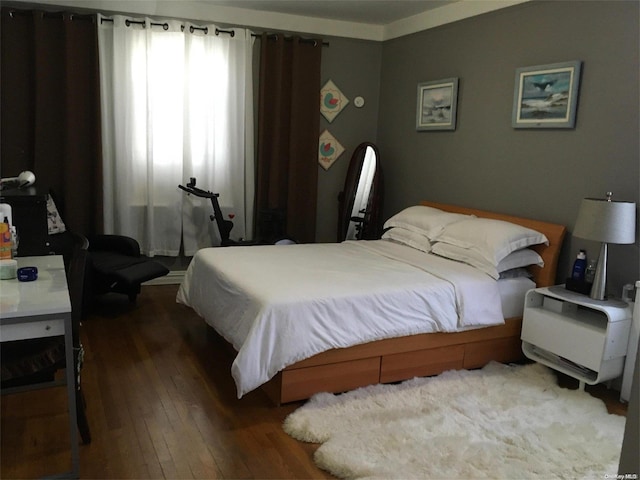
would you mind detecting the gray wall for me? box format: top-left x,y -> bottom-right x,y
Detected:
377,0 -> 639,293
315,37 -> 382,242
250,35 -> 381,244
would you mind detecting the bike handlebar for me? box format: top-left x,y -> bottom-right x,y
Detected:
178,184 -> 219,199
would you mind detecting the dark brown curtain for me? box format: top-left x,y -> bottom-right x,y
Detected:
1,8 -> 102,235
255,34 -> 322,243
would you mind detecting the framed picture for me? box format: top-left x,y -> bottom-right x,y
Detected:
318,129 -> 345,170
416,78 -> 459,131
512,60 -> 582,129
320,79 -> 349,123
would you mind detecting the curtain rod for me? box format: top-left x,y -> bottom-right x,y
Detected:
7,9 -> 96,22
98,16 -> 327,46
100,17 -> 224,35
252,33 -> 329,47
7,10 -> 328,46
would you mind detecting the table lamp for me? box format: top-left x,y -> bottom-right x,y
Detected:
572,192 -> 636,300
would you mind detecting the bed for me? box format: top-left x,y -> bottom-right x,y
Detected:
177,201 -> 566,404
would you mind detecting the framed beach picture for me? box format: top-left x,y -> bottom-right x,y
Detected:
416,78 -> 459,131
512,61 -> 582,129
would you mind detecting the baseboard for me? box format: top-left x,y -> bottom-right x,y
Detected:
144,270 -> 185,286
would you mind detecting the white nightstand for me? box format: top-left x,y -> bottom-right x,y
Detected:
521,286 -> 632,394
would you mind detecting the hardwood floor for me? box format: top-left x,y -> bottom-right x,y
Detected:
1,285 -> 331,479
1,285 -> 628,479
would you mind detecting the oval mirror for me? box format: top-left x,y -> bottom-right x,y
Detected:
337,142 -> 383,241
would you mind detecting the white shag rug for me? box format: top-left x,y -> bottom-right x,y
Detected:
283,362 -> 626,480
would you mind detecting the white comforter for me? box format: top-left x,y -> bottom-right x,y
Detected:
176,240 -> 503,398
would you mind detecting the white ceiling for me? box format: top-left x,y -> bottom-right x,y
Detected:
10,0 -> 530,40
198,0 -> 457,26
191,0 -> 530,39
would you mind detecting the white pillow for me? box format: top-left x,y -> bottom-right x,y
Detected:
431,243 -> 543,280
383,205 -> 472,240
499,268 -> 533,279
497,248 -> 544,272
431,242 -> 501,279
46,195 -> 67,234
382,227 -> 432,253
432,217 -> 548,265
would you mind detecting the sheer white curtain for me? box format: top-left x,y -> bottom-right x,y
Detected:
98,15 -> 254,256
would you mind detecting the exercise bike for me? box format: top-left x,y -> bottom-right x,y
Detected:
179,177 -> 241,246
178,178 -> 296,247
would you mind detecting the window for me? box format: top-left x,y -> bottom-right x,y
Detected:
98,16 -> 254,256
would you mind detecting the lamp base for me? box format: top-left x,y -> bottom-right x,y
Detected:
589,242 -> 608,301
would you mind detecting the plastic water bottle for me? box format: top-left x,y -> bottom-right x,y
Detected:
585,258 -> 597,284
571,249 -> 587,281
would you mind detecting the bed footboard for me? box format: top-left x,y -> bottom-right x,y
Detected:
263,317 -> 524,405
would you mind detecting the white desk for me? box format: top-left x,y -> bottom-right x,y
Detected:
0,255 -> 79,479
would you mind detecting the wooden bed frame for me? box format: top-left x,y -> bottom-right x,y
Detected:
261,201 -> 566,405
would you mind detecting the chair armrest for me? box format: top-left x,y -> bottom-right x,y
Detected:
87,234 -> 141,257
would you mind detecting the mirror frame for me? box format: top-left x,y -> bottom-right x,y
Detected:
337,142 -> 383,242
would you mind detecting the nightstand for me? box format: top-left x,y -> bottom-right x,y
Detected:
521,286 -> 632,393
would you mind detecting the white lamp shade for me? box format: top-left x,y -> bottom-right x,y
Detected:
573,197 -> 636,244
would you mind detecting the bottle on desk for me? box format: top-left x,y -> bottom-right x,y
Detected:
0,219 -> 12,260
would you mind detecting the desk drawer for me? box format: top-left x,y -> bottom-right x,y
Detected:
0,318 -> 64,342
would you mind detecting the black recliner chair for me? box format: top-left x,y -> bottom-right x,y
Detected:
86,234 -> 169,303
48,230 -> 169,304
12,188 -> 169,305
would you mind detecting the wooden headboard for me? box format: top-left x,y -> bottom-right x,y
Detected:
420,201 -> 567,288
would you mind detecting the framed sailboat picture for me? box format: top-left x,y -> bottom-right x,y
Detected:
512,61 -> 582,129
